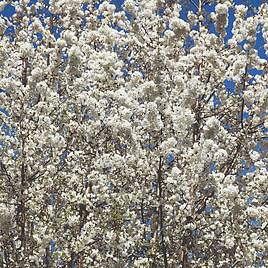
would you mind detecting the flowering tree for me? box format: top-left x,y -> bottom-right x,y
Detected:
0,0 -> 267,267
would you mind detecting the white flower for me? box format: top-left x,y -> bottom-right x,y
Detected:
160,137 -> 177,154
99,1 -> 116,15
249,151 -> 260,162
63,30 -> 78,45
124,0 -> 136,13
204,116 -> 220,139
47,165 -> 57,173
214,149 -> 228,164
0,204 -> 14,233
133,258 -> 150,267
259,206 -> 268,219
264,119 -> 268,128
69,45 -> 82,66
221,185 -> 239,199
246,207 -> 259,217
142,102 -> 163,131
235,5 -> 247,17
169,18 -> 190,36
131,71 -> 143,83
0,1 -> 6,12
31,67 -> 43,81
172,108 -> 194,134
244,90 -> 255,104
164,29 -> 175,40
215,3 -> 228,15
32,18 -> 43,31
225,235 -> 235,248
56,39 -> 67,49
19,42 -> 34,57
215,3 -> 228,35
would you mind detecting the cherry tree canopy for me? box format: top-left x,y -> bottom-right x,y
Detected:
0,0 -> 267,267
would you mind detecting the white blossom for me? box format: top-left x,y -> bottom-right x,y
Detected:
0,1 -> 267,267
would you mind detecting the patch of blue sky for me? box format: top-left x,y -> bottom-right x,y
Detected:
223,10 -> 235,45
124,10 -> 133,21
112,0 -> 124,11
166,153 -> 174,166
3,24 -> 15,42
118,143 -> 127,150
223,123 -> 232,131
145,232 -> 153,241
145,218 -> 152,226
0,107 -> 9,116
37,0 -> 50,5
37,3 -> 52,18
11,150 -> 19,160
193,251 -> 206,260
29,0 -> 38,5
243,164 -> 256,176
247,195 -> 268,206
246,196 -> 254,205
80,16 -> 88,31
234,0 -> 263,8
255,29 -> 267,60
248,218 -> 262,229
49,192 -> 57,206
59,150 -> 68,165
192,0 -> 267,54
253,260 -> 265,268
204,204 -> 214,214
1,123 -> 15,136
107,180 -> 113,191
82,113 -> 96,122
137,248 -> 146,258
62,52 -> 69,61
248,68 -> 264,77
192,228 -> 200,238
179,4 -> 189,21
213,94 -> 221,109
237,39 -> 248,51
0,3 -> 15,18
50,239 -> 56,254
187,251 -> 193,259
183,35 -> 195,51
152,181 -> 157,192
97,13 -> 105,21
203,1 -> 215,13
242,111 -> 249,120
209,163 -> 216,173
35,32 -> 43,41
4,24 -> 15,35
51,25 -> 62,40
71,259 -> 77,268
224,79 -> 236,95
256,251 -> 265,258
121,68 -> 129,78
143,143 -> 156,150
240,159 -> 256,176
33,32 -> 44,48
262,195 -> 268,204
157,6 -> 165,17
256,140 -> 268,155
93,1 -> 101,11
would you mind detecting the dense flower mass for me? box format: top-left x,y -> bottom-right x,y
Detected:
0,0 -> 267,267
